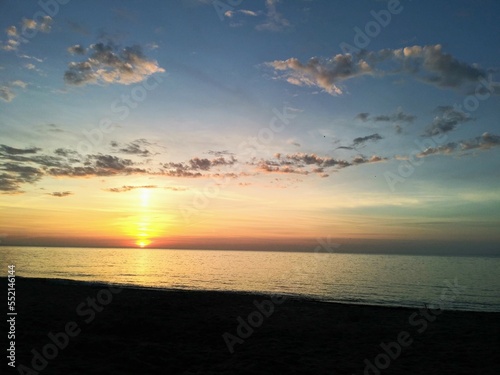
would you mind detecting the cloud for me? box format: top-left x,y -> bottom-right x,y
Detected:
373,110 -> 416,124
113,139 -> 154,157
225,9 -> 259,18
396,45 -> 485,91
164,155 -> 237,173
352,133 -> 383,146
22,19 -> 37,30
21,16 -> 53,33
207,150 -> 235,157
415,133 -> 500,158
0,144 -> 238,193
6,26 -> 18,37
146,42 -> 159,50
0,173 -> 23,193
54,148 -> 78,157
64,42 -> 165,86
335,133 -> 383,151
460,132 -> 500,151
423,106 -> 472,136
268,53 -> 371,95
0,160 -> 44,193
351,155 -> 387,165
48,191 -> 73,197
105,185 -> 157,193
0,145 -> 41,155
2,17 -> 53,52
255,153 -> 350,176
0,86 -> 15,102
0,81 -> 28,102
255,151 -> 387,176
268,45 -> 495,95
67,44 -> 86,55
256,0 -> 291,32
355,113 -> 370,121
416,142 -> 457,157
240,10 -> 259,17
11,80 -> 27,89
89,154 -> 134,170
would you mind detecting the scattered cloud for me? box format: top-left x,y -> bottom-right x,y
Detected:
163,155 -> 237,176
355,113 -> 370,122
2,129 -> 498,193
373,111 -> 416,124
2,17 -> 53,52
67,44 -> 86,55
104,185 -> 188,193
0,85 -> 15,102
268,53 -> 370,95
352,133 -> 383,147
0,80 -> 28,102
0,145 -> 41,155
268,45 -> 495,95
11,80 -> 27,89
414,133 -> 500,158
146,42 -> 159,50
48,191 -> 73,197
423,106 -> 472,136
105,185 -> 157,193
64,41 -> 165,86
207,150 -> 235,157
460,132 -> 500,151
225,9 -> 259,18
6,26 -> 18,37
111,139 -> 155,157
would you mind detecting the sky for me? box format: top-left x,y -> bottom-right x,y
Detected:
0,0 -> 499,254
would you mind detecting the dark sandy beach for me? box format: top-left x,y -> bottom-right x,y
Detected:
3,277 -> 499,374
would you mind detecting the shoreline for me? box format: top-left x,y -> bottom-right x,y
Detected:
3,276 -> 500,374
11,275 -> 500,313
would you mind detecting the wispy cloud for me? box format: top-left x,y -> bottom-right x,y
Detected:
48,191 -> 73,197
105,185 -> 157,193
256,0 -> 291,32
352,133 -> 383,147
423,106 -> 472,136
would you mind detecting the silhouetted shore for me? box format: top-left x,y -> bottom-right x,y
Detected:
4,277 -> 499,374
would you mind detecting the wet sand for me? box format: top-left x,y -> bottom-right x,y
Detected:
4,277 -> 499,374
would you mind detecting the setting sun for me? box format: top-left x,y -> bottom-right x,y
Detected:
136,239 -> 151,248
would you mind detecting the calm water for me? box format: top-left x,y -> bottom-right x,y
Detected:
1,246 -> 499,311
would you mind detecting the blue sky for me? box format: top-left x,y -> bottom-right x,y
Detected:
0,0 -> 499,253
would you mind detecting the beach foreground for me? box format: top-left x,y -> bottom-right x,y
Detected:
4,277 -> 499,374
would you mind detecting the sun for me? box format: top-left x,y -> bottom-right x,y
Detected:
136,239 -> 151,248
